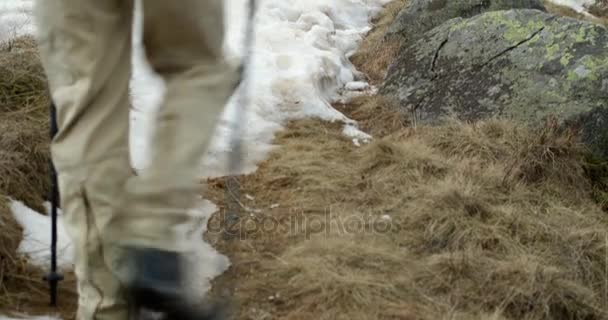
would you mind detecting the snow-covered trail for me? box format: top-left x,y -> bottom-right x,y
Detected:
2,0 -> 388,312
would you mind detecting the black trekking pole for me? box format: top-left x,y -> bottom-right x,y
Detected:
224,0 -> 257,240
44,100 -> 64,307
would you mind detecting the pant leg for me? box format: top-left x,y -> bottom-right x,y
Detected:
109,0 -> 238,251
34,1 -> 134,320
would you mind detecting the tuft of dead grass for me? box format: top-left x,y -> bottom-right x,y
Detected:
335,94 -> 407,138
210,115 -> 608,319
0,36 -> 48,114
0,36 -> 50,209
349,0 -> 408,83
584,154 -> 608,210
0,36 -> 76,316
0,117 -> 51,209
503,119 -> 589,196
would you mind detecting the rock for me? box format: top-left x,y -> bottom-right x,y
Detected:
386,0 -> 546,41
381,9 -> 608,156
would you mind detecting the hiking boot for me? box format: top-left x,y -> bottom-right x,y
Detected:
125,247 -> 226,320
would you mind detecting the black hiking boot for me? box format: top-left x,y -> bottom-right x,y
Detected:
125,248 -> 227,320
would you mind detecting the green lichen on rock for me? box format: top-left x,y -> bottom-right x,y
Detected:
580,55 -> 608,80
560,52 -> 573,66
546,43 -> 560,60
385,0 -> 545,42
381,9 -> 608,157
497,13 -> 545,43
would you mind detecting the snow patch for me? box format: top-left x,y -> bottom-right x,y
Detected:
130,0 -> 390,176
0,0 -> 34,43
345,81 -> 370,91
10,200 -> 73,269
177,200 -> 231,298
10,198 -> 228,298
343,123 -> 372,146
548,0 -> 596,14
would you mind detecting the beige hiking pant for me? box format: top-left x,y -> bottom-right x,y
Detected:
35,1 -> 237,319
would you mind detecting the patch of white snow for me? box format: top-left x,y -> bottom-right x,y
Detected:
343,123 -> 372,146
548,0 -> 596,14
10,201 -> 73,269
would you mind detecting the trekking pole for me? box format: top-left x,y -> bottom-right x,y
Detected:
224,0 -> 257,240
44,100 -> 64,307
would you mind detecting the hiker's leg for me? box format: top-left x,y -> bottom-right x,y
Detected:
35,1 -> 134,320
113,0 -> 237,251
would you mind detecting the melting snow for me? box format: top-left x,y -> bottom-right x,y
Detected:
131,0 -> 389,176
343,123 -> 372,146
0,0 -> 34,43
10,201 -> 73,269
548,0 -> 596,14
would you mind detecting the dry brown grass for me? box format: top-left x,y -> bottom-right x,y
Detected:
0,36 -> 50,207
208,2 -> 608,319
334,94 -> 408,138
0,36 -> 77,317
210,114 -> 608,320
349,0 -> 408,83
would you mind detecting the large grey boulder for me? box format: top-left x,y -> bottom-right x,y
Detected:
386,0 -> 546,41
381,9 -> 608,156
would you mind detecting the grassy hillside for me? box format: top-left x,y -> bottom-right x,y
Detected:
207,1 -> 608,319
